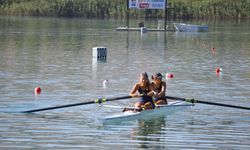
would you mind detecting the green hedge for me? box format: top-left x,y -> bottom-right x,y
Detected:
0,0 -> 249,19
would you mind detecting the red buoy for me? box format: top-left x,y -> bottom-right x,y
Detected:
215,68 -> 220,73
34,86 -> 41,95
215,67 -> 222,76
166,73 -> 174,79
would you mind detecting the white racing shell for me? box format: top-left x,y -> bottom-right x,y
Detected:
103,101 -> 193,123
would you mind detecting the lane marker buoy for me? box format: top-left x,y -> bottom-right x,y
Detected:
211,47 -> 216,51
34,86 -> 41,95
166,73 -> 174,79
215,67 -> 222,76
103,80 -> 109,88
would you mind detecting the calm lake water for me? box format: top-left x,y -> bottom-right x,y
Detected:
0,16 -> 250,149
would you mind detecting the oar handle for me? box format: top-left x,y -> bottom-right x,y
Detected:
95,95 -> 133,104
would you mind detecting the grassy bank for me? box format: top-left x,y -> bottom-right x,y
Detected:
0,0 -> 249,20
173,0 -> 249,20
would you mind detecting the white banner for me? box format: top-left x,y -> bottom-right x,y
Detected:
129,0 -> 166,10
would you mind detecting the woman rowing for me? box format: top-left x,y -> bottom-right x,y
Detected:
129,72 -> 155,110
151,73 -> 167,106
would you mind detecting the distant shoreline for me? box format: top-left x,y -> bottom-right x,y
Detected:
0,0 -> 249,20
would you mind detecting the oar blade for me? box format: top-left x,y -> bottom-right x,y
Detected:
22,95 -> 137,113
195,100 -> 250,110
22,101 -> 95,113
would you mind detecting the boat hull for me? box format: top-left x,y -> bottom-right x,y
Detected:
103,101 -> 192,123
174,23 -> 208,32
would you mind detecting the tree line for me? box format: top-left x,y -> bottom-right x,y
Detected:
0,0 -> 249,20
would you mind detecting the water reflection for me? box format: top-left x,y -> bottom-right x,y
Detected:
132,116 -> 166,149
102,114 -> 167,148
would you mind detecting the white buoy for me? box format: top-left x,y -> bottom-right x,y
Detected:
93,47 -> 107,61
103,79 -> 109,88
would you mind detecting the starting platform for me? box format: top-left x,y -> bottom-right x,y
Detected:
115,27 -> 176,32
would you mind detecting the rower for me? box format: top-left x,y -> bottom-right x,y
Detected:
129,72 -> 155,110
151,73 -> 168,106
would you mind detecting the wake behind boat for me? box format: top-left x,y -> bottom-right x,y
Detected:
103,101 -> 193,123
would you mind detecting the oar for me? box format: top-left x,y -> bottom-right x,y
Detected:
22,95 -> 141,113
165,96 -> 250,110
102,105 -> 142,112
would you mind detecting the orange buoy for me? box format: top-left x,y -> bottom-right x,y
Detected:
34,86 -> 41,95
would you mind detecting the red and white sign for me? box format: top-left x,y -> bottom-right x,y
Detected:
139,3 -> 149,9
129,0 -> 166,10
